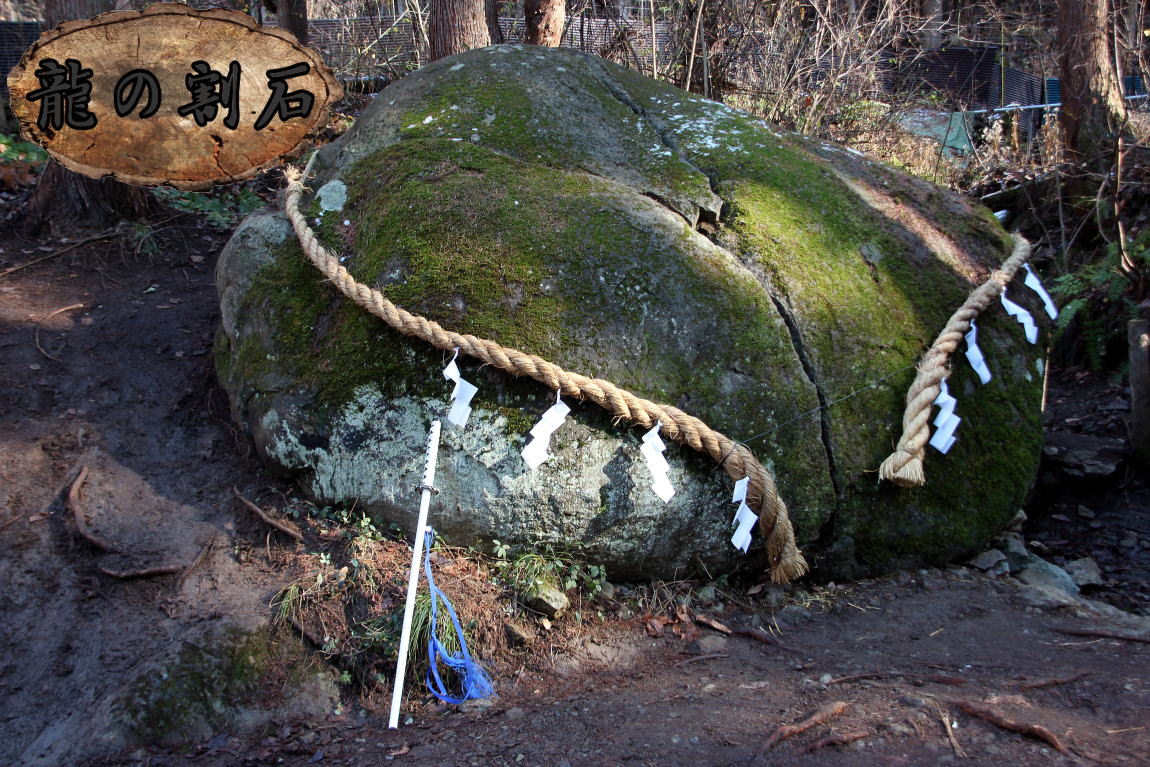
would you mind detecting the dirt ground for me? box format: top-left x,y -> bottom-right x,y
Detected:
1,205 -> 1148,767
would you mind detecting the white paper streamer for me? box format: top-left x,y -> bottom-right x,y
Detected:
1001,288 -> 1038,344
729,476 -> 756,552
521,391 -> 569,469
964,319 -> 992,385
929,378 -> 960,454
640,422 -> 675,503
442,349 -> 478,427
1023,264 -> 1059,320
731,477 -> 749,505
731,501 -> 757,553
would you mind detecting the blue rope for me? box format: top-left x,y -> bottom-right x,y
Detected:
422,528 -> 495,704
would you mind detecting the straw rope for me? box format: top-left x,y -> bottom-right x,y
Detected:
878,233 -> 1032,486
282,164 -> 808,582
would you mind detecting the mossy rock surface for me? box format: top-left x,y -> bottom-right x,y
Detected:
216,45 -> 1048,579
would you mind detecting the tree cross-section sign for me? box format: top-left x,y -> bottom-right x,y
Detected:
6,4 -> 342,190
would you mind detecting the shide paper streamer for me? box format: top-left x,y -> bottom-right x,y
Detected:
1023,264 -> 1059,320
442,349 -> 478,427
929,378 -> 960,454
521,391 -> 570,470
640,422 -> 675,503
1001,288 -> 1038,345
964,319 -> 992,385
730,476 -> 757,553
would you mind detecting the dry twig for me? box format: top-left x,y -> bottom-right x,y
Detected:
176,533 -> 220,590
68,466 -> 120,552
34,303 -> 85,362
956,700 -> 1068,752
803,730 -> 870,752
935,703 -> 967,758
694,614 -> 732,634
827,672 -> 900,685
673,653 -> 728,668
232,486 -> 303,541
756,701 -> 849,755
0,230 -> 117,279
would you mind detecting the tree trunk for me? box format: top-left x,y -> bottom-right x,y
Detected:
1131,319 -> 1150,467
1058,0 -> 1128,172
485,0 -> 503,44
920,0 -> 943,49
524,0 -> 564,47
429,0 -> 490,61
21,0 -> 155,234
279,0 -> 308,46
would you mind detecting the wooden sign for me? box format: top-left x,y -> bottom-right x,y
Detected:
5,4 -> 342,189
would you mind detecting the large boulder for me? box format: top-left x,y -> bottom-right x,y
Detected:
216,45 -> 1048,579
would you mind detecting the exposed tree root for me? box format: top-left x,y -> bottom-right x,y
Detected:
68,466 -> 120,552
803,730 -> 870,752
756,701 -> 849,755
956,700 -> 1068,752
99,563 -> 184,579
1055,627 -> 1150,645
232,486 -> 303,541
1021,671 -> 1091,690
734,626 -> 789,650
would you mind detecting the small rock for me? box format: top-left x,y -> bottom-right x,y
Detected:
1064,558 -> 1103,587
818,673 -> 834,685
1120,532 -> 1138,548
504,621 -> 533,646
1063,449 -> 1121,478
1016,558 -> 1080,596
776,605 -> 812,626
1007,509 -> 1027,532
995,532 -> 1031,573
969,549 -> 1006,572
898,695 -> 929,709
695,585 -> 717,603
697,634 -> 728,654
520,580 -> 569,618
504,706 -> 525,720
764,584 -> 787,604
597,581 -> 617,600
1077,505 -> 1096,520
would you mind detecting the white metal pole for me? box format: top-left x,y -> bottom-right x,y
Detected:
388,419 -> 442,729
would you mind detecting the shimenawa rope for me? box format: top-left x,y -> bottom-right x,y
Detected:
878,233 -> 1032,487
282,163 -> 808,582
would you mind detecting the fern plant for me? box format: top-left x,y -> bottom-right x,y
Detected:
1052,234 -> 1150,371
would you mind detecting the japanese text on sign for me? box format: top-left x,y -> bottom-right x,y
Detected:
27,57 -> 315,132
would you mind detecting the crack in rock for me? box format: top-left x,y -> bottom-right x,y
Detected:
765,288 -> 844,501
589,59 -> 724,228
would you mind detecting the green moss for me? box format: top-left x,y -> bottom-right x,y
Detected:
119,626 -> 322,746
221,46 -> 1044,576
